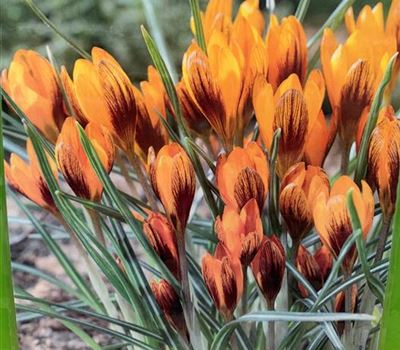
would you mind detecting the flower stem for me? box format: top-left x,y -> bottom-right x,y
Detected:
267,302 -> 276,350
354,215 -> 392,349
116,151 -> 137,196
87,208 -> 105,245
343,270 -> 352,346
128,152 -> 159,211
340,141 -> 351,175
241,267 -> 248,315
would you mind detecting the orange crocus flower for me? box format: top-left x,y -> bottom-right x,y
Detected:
253,71 -> 329,175
151,279 -> 187,337
313,176 -> 374,275
321,3 -> 397,153
202,243 -> 243,319
215,198 -> 263,266
70,47 -> 139,154
367,106 -> 400,219
296,244 -> 332,297
266,15 -> 307,91
149,143 -> 195,233
5,139 -> 58,215
184,4 -> 266,148
55,117 -> 114,202
279,162 -> 330,245
176,81 -> 212,136
135,66 -> 169,162
1,50 -> 67,143
251,235 -> 285,308
143,212 -> 180,279
215,141 -> 269,212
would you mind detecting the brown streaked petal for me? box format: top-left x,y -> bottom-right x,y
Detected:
279,184 -> 312,243
338,60 -> 374,148
144,213 -> 180,280
314,245 -> 333,282
251,235 -> 285,307
234,167 -> 265,211
296,245 -> 324,297
273,89 -> 308,177
241,231 -> 263,266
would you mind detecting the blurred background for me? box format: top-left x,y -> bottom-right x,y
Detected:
1,0 -> 392,83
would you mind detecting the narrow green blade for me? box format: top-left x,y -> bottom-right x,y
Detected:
0,109 -> 19,349
379,169 -> 400,349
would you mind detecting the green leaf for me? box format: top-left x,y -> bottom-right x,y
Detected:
354,53 -> 398,184
188,0 -> 207,53
295,0 -> 310,22
211,312 -> 375,350
379,167 -> 400,349
24,0 -> 91,59
268,128 -> 281,234
0,105 -> 18,350
347,190 -> 385,303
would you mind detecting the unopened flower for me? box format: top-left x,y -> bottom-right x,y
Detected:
280,162 -> 329,245
215,142 -> 269,211
254,71 -> 332,173
149,143 -> 195,233
151,279 -> 187,336
202,244 -> 243,319
321,3 -> 397,152
266,15 -> 307,90
215,198 -> 263,266
1,50 -> 67,143
334,285 -> 358,334
5,139 -> 58,215
69,47 -> 140,154
296,244 -> 332,297
367,106 -> 400,219
251,235 -> 285,308
136,66 -> 169,161
55,118 -> 114,202
313,176 -> 374,275
143,212 -> 180,279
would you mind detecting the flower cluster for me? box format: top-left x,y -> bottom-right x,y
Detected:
2,0 -> 400,348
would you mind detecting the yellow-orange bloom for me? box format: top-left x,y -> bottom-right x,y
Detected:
367,106 -> 400,218
55,117 -> 114,202
266,15 -> 307,90
5,139 -> 57,215
313,176 -> 374,274
183,18 -> 266,148
143,212 -> 180,279
70,47 -> 139,154
149,143 -> 195,233
1,50 -> 67,143
296,244 -> 332,297
151,279 -> 187,336
135,66 -> 169,162
253,72 -> 330,175
215,198 -> 263,266
215,142 -> 269,211
280,162 -> 329,244
202,243 -> 243,319
321,3 -> 397,151
251,235 -> 285,308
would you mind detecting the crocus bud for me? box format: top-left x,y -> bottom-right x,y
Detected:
334,284 -> 358,334
55,118 -> 114,201
1,50 -> 67,143
143,212 -> 180,280
215,198 -> 263,266
251,235 -> 285,308
280,162 -> 329,245
215,141 -> 269,212
151,279 -> 187,337
202,244 -> 243,319
266,15 -> 307,90
296,244 -> 332,297
367,106 -> 400,219
5,139 -> 58,215
313,176 -> 374,275
71,47 -> 139,154
149,143 -> 195,233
